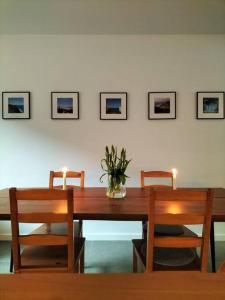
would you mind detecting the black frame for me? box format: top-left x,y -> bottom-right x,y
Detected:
51,91 -> 80,120
100,92 -> 128,120
148,92 -> 176,120
196,91 -> 225,120
2,91 -> 31,120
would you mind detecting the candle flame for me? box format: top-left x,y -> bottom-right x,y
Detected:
62,166 -> 68,174
172,168 -> 177,178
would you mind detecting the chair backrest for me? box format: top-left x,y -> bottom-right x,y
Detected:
146,188 -> 213,272
10,188 -> 74,273
141,170 -> 173,188
49,170 -> 85,189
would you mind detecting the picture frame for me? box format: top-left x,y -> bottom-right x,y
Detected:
196,92 -> 224,119
100,92 -> 127,120
2,91 -> 31,119
51,92 -> 79,120
148,92 -> 176,120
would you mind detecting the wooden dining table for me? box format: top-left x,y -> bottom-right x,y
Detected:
1,187 -> 224,221
0,187 -> 225,272
1,271 -> 225,300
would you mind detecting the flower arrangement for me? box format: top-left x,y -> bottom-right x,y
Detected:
100,145 -> 131,198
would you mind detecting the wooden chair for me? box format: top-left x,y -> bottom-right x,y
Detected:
9,171 -> 85,272
141,170 -> 174,189
10,188 -> 85,273
141,170 -> 183,238
48,170 -> 85,237
132,188 -> 213,272
43,170 -> 85,238
49,170 -> 85,190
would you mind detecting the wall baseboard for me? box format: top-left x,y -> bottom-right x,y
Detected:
0,234 -> 11,241
84,233 -> 142,241
214,234 -> 225,242
1,233 -> 225,241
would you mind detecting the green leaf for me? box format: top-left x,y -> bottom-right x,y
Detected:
100,145 -> 131,184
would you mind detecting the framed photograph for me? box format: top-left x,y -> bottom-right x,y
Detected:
100,92 -> 127,120
51,92 -> 79,119
2,92 -> 30,119
148,92 -> 176,120
196,92 -> 224,119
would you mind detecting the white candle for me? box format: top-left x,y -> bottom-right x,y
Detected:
62,167 -> 68,190
172,168 -> 177,190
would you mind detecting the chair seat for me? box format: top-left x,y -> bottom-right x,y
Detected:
30,221 -> 82,237
21,237 -> 85,270
10,222 -> 82,272
133,239 -> 200,271
143,223 -> 185,236
153,247 -> 196,267
154,224 -> 185,236
133,226 -> 201,271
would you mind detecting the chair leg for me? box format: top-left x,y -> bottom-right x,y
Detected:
79,220 -> 83,237
79,247 -> 85,273
74,260 -> 79,273
133,247 -> 138,273
9,246 -> 13,273
142,220 -> 145,239
46,223 -> 51,234
210,220 -> 216,272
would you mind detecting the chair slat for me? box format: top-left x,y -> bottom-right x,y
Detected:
18,213 -> 68,223
18,266 -> 68,273
155,214 -> 205,225
52,171 -> 83,178
154,190 -> 208,201
142,171 -> 173,178
154,236 -> 202,248
19,234 -> 68,246
143,185 -> 172,189
53,185 -> 80,189
16,189 -> 68,200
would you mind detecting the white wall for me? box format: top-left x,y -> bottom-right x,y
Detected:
0,35 -> 225,240
1,0 -> 225,34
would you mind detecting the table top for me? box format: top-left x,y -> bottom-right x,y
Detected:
0,187 -> 225,221
1,272 -> 225,300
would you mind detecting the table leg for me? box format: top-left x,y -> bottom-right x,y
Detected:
10,246 -> 13,273
210,221 -> 216,272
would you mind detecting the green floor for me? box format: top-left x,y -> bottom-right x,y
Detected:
0,240 -> 225,273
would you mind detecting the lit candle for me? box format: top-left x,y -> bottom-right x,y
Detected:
62,167 -> 68,190
172,168 -> 177,190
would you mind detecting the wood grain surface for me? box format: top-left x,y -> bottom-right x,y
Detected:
0,187 -> 224,221
1,272 -> 225,300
